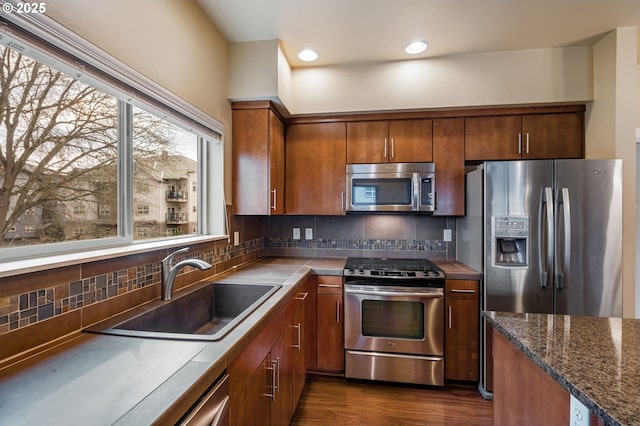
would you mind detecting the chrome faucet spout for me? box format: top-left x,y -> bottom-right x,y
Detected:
161,248 -> 212,301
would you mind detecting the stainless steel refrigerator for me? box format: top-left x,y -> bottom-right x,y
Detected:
457,159 -> 623,398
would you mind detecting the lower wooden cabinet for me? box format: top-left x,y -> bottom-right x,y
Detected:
291,304 -> 306,411
314,276 -> 344,372
493,331 -> 569,425
228,278 -> 308,426
270,327 -> 294,425
444,279 -> 479,382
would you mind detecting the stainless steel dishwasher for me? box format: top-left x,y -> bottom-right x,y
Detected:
179,373 -> 229,426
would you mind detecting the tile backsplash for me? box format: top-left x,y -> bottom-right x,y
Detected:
0,237 -> 264,337
264,215 -> 456,259
0,212 -> 454,360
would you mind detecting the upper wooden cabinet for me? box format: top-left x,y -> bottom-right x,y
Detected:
433,118 -> 465,216
521,113 -> 583,159
285,122 -> 347,215
465,112 -> 583,161
232,103 -> 285,215
347,119 -> 433,164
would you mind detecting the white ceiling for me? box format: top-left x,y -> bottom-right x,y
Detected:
196,0 -> 640,68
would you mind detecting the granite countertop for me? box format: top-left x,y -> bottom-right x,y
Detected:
0,256 -> 346,425
486,311 -> 640,426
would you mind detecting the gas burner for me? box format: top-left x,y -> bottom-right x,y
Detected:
343,257 -> 445,282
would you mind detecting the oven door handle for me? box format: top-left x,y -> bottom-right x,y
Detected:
344,288 -> 443,298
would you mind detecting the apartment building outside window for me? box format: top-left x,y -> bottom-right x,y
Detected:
0,17 -> 226,262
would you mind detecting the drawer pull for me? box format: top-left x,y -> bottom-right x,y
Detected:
450,289 -> 476,293
295,292 -> 309,301
319,284 -> 341,288
292,323 -> 302,350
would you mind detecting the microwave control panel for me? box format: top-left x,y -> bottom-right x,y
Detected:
420,177 -> 433,206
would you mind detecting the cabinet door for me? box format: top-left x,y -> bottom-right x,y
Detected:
521,112 -> 583,159
268,110 -> 285,215
232,107 -> 284,215
346,121 -> 389,163
388,119 -> 433,163
285,122 -> 347,215
270,329 -> 293,426
433,118 -> 464,216
445,280 -> 479,382
230,353 -> 272,426
316,293 -> 344,372
465,115 -> 522,161
291,304 -> 306,412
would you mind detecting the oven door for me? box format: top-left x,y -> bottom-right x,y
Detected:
344,284 -> 444,356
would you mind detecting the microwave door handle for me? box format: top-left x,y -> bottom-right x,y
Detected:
413,174 -> 419,211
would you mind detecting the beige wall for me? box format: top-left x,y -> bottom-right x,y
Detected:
229,41 -> 593,115
290,47 -> 593,114
229,40 -> 279,101
44,0 -> 234,200
587,28 -> 638,318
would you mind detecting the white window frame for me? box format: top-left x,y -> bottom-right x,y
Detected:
0,10 -> 227,272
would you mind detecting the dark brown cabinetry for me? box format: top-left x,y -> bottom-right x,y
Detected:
444,279 -> 479,382
285,122 -> 347,215
465,112 -> 583,161
314,275 -> 344,372
270,327 -> 293,426
232,102 -> 285,215
228,279 -> 308,426
433,117 -> 465,216
291,301 -> 306,411
346,119 -> 433,164
493,331 -> 570,425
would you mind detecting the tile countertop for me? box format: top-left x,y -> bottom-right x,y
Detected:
0,255 -> 474,425
0,257 -> 346,426
434,259 -> 481,280
485,311 -> 640,426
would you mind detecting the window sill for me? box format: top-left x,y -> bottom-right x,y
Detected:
0,235 -> 229,279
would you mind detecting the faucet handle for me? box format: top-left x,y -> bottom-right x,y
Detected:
163,247 -> 190,265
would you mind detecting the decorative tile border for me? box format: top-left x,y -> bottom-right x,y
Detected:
266,237 -> 447,252
0,238 -> 264,336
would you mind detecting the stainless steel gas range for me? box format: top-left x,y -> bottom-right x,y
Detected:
343,257 -> 445,386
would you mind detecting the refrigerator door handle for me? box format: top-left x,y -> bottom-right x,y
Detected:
538,187 -> 554,289
556,188 -> 571,290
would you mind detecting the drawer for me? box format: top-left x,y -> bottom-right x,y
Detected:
445,280 -> 479,300
317,275 -> 343,294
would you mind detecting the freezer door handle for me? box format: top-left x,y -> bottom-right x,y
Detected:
538,187 -> 554,288
556,188 -> 571,290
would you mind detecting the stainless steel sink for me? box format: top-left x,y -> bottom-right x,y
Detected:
85,282 -> 281,341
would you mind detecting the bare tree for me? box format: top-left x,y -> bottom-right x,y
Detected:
0,44 -> 175,246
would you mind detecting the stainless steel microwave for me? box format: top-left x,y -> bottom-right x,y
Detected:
346,163 -> 435,213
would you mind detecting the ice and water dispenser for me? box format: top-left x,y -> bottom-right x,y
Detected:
492,216 -> 529,268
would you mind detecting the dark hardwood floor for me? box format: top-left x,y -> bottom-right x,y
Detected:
291,375 -> 493,426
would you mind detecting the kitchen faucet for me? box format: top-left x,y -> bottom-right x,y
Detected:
161,247 -> 212,301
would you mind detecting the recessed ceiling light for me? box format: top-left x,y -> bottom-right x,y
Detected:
405,40 -> 428,55
297,49 -> 318,62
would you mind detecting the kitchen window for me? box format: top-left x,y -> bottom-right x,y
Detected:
0,16 -> 226,264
